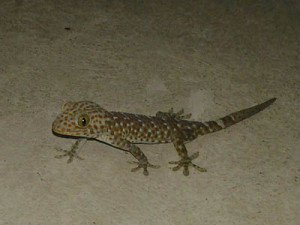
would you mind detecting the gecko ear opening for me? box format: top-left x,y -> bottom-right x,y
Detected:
78,114 -> 90,127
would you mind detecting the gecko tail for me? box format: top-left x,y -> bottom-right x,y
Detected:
198,98 -> 276,135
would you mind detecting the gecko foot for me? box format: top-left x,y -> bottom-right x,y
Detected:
128,161 -> 160,176
156,108 -> 192,120
169,152 -> 207,176
55,139 -> 85,163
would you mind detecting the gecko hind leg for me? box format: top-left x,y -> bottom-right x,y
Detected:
55,138 -> 87,163
170,138 -> 207,176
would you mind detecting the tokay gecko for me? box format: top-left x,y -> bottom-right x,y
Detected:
52,98 -> 276,176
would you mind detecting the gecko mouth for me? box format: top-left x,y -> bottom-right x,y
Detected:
52,130 -> 77,139
52,126 -> 90,139
52,125 -> 81,137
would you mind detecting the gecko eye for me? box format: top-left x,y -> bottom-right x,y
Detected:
78,114 -> 90,127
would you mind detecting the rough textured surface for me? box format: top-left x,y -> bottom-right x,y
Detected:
0,0 -> 299,224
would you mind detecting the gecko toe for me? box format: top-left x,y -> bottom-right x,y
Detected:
183,166 -> 189,176
191,163 -> 207,172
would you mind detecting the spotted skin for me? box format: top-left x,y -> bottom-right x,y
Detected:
52,98 -> 276,176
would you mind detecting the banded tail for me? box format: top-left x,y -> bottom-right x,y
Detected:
197,98 -> 276,135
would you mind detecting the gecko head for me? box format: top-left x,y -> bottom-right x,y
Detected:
52,101 -> 106,139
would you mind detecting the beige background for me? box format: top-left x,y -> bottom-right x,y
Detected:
0,1 -> 299,225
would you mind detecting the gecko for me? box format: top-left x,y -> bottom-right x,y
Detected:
52,98 -> 276,176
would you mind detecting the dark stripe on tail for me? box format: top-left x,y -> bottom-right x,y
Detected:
197,98 -> 276,135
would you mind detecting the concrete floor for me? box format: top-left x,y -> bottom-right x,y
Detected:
0,1 -> 299,224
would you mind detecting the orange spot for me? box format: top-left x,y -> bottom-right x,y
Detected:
110,131 -> 114,135
63,122 -> 67,126
94,125 -> 98,130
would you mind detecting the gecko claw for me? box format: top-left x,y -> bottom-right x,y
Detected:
169,152 -> 207,176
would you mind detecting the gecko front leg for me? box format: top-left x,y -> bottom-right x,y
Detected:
100,136 -> 160,176
128,144 -> 160,176
55,138 -> 87,163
